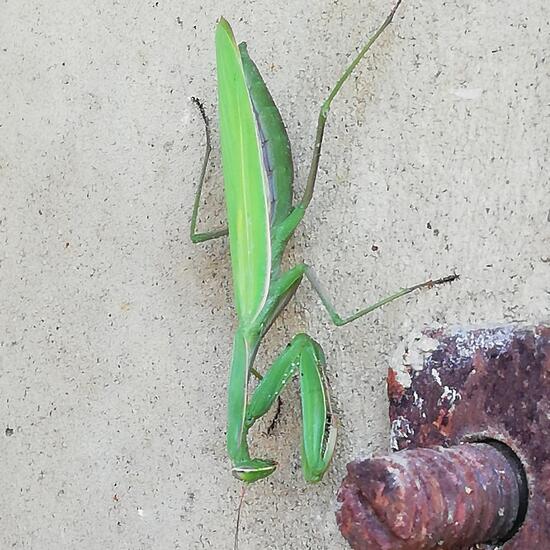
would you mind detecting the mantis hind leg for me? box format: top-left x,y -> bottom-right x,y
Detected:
189,97 -> 228,243
231,333 -> 335,484
298,0 -> 403,210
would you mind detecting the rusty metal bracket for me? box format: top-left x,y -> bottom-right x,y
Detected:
336,325 -> 550,549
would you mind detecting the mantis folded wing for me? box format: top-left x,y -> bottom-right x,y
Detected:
190,0 -> 457,484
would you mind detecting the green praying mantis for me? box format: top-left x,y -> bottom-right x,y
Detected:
189,0 -> 456,484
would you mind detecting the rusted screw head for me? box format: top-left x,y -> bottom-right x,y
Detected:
337,442 -> 527,550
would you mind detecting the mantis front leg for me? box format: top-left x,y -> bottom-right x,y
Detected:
228,329 -> 335,483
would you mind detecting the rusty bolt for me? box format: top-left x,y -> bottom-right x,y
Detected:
336,442 -> 527,550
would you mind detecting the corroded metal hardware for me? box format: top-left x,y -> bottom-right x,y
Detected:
336,325 -> 550,549
337,442 -> 526,549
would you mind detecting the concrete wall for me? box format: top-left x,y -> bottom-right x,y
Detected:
1,1 -> 548,548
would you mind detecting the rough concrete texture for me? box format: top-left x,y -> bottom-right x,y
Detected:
1,1 -> 548,549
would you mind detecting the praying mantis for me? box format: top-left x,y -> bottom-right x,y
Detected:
189,0 -> 456,484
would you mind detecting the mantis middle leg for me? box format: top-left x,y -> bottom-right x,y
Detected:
301,265 -> 458,326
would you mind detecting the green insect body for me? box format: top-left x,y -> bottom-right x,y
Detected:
217,19 -> 329,482
190,0 -> 456,484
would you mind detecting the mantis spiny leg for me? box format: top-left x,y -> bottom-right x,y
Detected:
233,332 -> 335,483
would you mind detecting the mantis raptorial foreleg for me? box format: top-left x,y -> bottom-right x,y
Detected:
225,265 -> 329,483
227,323 -> 334,484
244,333 -> 334,482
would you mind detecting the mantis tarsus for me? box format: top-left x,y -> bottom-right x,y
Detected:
189,0 -> 457,484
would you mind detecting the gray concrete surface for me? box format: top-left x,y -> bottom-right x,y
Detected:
1,1 -> 549,549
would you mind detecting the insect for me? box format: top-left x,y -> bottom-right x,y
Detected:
189,0 -> 456,484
